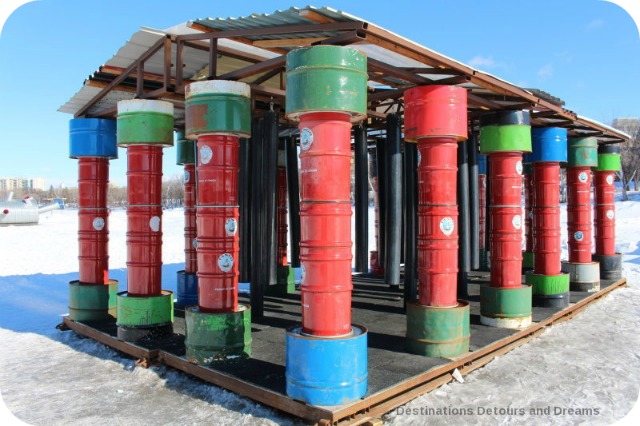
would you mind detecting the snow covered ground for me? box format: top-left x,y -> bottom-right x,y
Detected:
1,196 -> 639,425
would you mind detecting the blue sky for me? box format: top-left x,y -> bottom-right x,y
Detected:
0,0 -> 638,188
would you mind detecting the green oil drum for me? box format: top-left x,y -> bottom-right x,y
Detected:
117,99 -> 174,146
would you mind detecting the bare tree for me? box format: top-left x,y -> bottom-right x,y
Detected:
611,118 -> 640,201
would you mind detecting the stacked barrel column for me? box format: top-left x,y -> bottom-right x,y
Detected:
479,111 -> 532,329
478,154 -> 489,271
116,100 -> 174,341
403,85 -> 470,357
68,118 -> 119,321
592,144 -> 622,281
561,137 -> 600,291
175,132 -> 198,306
522,162 -> 535,270
525,128 -> 570,308
284,45 -> 368,405
184,81 -> 252,364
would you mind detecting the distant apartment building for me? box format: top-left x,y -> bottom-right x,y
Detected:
0,177 -> 46,191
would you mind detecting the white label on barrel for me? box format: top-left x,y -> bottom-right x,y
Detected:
417,150 -> 422,167
512,215 -> 522,229
606,175 -> 614,185
92,217 -> 105,231
149,216 -> 161,232
482,178 -> 486,188
218,253 -> 234,272
184,170 -> 191,183
225,218 -> 238,236
440,217 -> 454,236
192,238 -> 198,249
578,172 -> 588,183
606,209 -> 614,220
516,160 -> 523,175
300,263 -> 306,284
574,231 -> 584,242
529,211 -> 533,219
200,145 -> 213,164
300,128 -> 313,151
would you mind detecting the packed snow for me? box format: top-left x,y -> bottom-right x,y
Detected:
1,196 -> 639,425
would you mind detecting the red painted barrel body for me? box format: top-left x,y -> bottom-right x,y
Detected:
567,167 -> 593,263
532,163 -> 562,275
489,153 -> 523,288
594,170 -> 616,255
78,157 -> 110,284
126,145 -> 163,296
524,172 -> 533,253
196,135 -> 240,312
184,163 -> 197,273
277,167 -> 288,266
479,174 -> 487,250
417,138 -> 458,307
299,112 -> 353,337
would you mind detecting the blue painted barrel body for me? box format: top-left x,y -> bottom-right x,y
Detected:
286,325 -> 368,405
477,154 -> 487,175
530,127 -> 567,163
69,118 -> 118,158
176,271 -> 198,306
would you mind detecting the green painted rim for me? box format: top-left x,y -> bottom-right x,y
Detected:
479,124 -> 532,153
406,301 -> 470,358
117,111 -> 174,146
69,280 -> 118,321
525,272 -> 570,295
116,290 -> 174,327
185,305 -> 252,363
523,251 -> 535,269
568,137 -> 598,167
176,138 -> 195,165
185,94 -> 251,138
594,153 -> 621,171
480,285 -> 532,318
286,45 -> 367,120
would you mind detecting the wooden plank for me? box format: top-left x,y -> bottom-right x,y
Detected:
299,9 -> 336,24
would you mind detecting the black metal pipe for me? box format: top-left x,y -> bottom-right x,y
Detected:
457,138 -> 470,299
403,141 -> 418,302
354,125 -> 369,273
285,136 -> 301,268
376,138 -> 387,267
239,137 -> 252,283
263,111 -> 279,288
468,134 -> 480,270
249,117 -> 264,319
384,114 -> 402,289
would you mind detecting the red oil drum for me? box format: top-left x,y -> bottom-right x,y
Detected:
524,172 -> 533,253
184,163 -> 197,274
594,171 -> 616,255
78,157 -> 109,284
298,112 -> 353,337
196,135 -> 240,312
277,167 -> 289,266
532,163 -> 562,275
479,174 -> 487,250
567,167 -> 592,263
489,152 -> 523,288
126,146 -> 163,296
404,85 -> 468,142
196,135 -> 239,206
416,138 -> 458,307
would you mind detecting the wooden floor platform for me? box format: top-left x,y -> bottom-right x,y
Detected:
62,273 -> 627,425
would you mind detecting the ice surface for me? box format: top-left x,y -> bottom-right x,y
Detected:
0,196 -> 639,425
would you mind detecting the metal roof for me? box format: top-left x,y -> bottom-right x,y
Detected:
59,5 -> 630,144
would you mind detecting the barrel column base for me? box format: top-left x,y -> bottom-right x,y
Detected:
522,251 -> 535,270
116,290 -> 173,342
265,265 -> 297,295
176,271 -> 198,307
286,325 -> 367,406
406,301 -> 470,358
592,254 -> 622,281
525,272 -> 570,308
480,285 -> 532,329
561,261 -> 600,292
68,280 -> 118,321
185,305 -> 251,365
